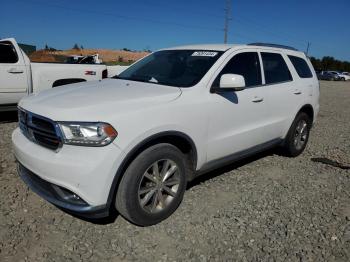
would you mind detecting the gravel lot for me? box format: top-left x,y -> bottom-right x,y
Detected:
0,81 -> 349,261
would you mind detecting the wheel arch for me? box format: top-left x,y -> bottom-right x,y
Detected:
297,104 -> 314,124
106,131 -> 198,208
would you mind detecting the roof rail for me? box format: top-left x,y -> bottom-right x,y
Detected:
248,43 -> 298,51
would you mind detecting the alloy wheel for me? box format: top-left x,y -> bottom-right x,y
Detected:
138,159 -> 180,213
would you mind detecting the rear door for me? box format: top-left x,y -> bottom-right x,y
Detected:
258,51 -> 304,139
0,39 -> 29,105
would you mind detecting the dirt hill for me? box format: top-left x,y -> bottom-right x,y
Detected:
29,48 -> 149,64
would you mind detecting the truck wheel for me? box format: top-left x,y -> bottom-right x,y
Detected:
282,112 -> 311,157
115,143 -> 187,226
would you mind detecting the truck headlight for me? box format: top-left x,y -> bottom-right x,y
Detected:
58,122 -> 117,146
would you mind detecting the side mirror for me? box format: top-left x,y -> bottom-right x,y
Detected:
219,74 -> 246,91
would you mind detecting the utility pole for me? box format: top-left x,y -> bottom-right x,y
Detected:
224,0 -> 232,44
306,42 -> 311,56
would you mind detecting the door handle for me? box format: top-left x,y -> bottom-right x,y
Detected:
293,89 -> 302,95
7,68 -> 24,74
252,97 -> 264,103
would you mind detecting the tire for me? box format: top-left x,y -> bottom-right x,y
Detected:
115,143 -> 187,226
341,77 -> 345,81
282,112 -> 311,157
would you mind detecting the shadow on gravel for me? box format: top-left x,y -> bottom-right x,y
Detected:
63,207 -> 120,225
311,157 -> 350,170
0,111 -> 18,123
188,148 -> 277,190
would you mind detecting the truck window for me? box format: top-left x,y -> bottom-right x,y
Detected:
288,55 -> 313,78
213,52 -> 262,88
261,52 -> 292,84
0,41 -> 19,63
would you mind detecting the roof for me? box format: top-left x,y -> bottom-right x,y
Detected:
162,43 -> 300,53
162,44 -> 243,51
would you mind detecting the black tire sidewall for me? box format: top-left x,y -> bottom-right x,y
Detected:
116,144 -> 187,226
285,113 -> 311,157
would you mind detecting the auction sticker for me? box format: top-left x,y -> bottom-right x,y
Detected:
191,51 -> 218,57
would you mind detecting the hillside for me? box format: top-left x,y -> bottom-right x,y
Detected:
29,48 -> 149,64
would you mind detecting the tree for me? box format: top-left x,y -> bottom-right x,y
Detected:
45,44 -> 49,50
80,45 -> 84,50
310,56 -> 350,72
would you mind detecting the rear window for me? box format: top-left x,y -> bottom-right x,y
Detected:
261,52 -> 292,84
288,55 -> 313,78
0,41 -> 18,63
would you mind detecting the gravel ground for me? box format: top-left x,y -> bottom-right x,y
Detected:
0,81 -> 349,261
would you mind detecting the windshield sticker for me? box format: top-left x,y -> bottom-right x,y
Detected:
191,51 -> 218,57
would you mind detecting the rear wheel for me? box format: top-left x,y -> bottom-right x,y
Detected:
282,112 -> 311,157
115,143 -> 187,226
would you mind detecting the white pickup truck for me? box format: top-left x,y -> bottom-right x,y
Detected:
0,38 -> 127,111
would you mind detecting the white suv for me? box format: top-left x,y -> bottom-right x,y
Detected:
12,43 -> 320,226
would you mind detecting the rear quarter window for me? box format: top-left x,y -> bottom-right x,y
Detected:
0,41 -> 19,63
288,55 -> 313,78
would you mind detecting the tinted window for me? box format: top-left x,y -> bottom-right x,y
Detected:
117,50 -> 223,87
261,52 -> 292,84
213,52 -> 262,87
0,42 -> 18,63
288,55 -> 313,78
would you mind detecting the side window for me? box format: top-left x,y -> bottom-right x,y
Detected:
213,52 -> 262,88
288,55 -> 313,78
0,41 -> 19,63
261,52 -> 292,84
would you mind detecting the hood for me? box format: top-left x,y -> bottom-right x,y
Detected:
19,79 -> 182,121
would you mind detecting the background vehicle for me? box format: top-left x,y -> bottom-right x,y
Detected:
65,54 -> 103,64
317,71 -> 340,81
13,43 -> 320,226
0,38 -> 128,111
328,71 -> 350,81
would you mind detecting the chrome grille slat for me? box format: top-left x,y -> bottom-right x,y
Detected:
18,109 -> 62,151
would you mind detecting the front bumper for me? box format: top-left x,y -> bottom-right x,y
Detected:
17,162 -> 109,218
12,127 -> 126,216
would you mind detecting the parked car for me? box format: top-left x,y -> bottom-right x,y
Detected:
331,71 -> 350,81
0,38 -> 128,111
13,43 -> 320,226
318,71 -> 340,81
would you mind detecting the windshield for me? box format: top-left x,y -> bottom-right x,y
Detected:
114,50 -> 223,87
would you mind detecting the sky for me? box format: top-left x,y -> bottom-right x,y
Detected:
1,0 -> 349,61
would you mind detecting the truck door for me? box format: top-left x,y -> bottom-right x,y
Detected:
0,38 -> 29,105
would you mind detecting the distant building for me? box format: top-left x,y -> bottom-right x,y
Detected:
18,43 -> 36,55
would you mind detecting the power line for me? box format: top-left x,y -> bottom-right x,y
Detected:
14,0 -> 223,33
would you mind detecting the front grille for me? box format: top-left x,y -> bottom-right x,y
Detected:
18,109 -> 62,150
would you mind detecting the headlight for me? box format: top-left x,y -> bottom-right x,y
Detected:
58,122 -> 118,146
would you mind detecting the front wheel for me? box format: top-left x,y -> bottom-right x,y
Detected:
115,143 -> 187,226
282,112 -> 311,157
